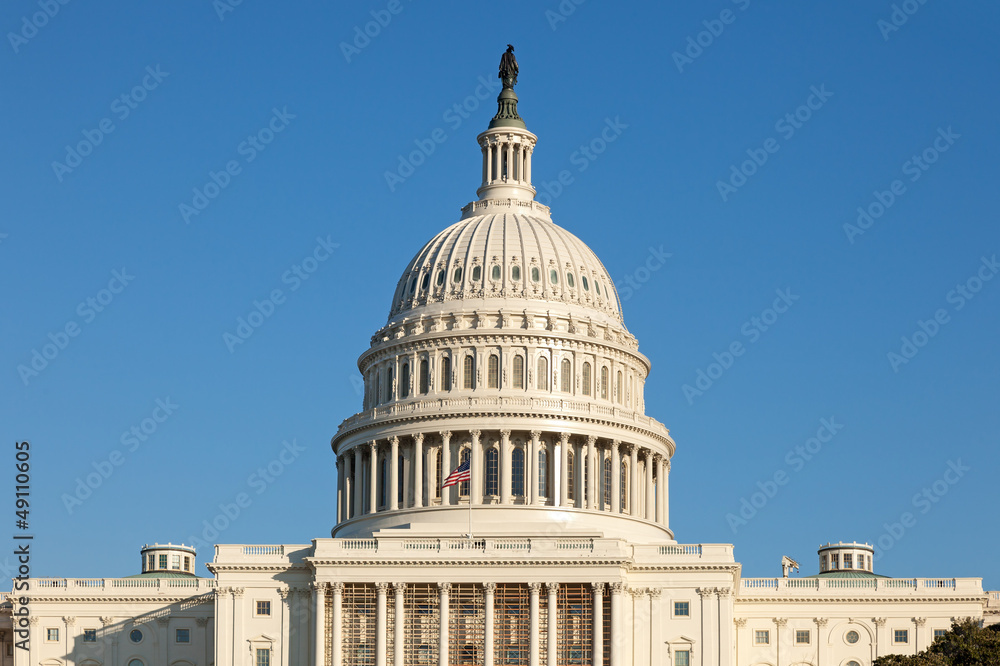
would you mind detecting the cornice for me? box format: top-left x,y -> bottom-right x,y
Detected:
734,595 -> 986,604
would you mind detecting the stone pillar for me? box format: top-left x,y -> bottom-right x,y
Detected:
441,431 -> 452,506
915,617 -> 927,653
375,583 -> 388,666
336,458 -> 344,523
644,451 -> 654,521
331,583 -> 344,666
393,583 -> 406,666
529,582 -> 541,666
628,444 -> 638,516
414,434 -> 424,509
312,583 -> 326,666
525,146 -> 532,184
26,617 -> 38,666
559,433 -> 570,507
500,430 -> 512,504
610,583 -> 624,666
662,460 -> 670,528
368,441 -> 378,514
698,588 -> 714,666
775,618 -> 787,666
649,588 -> 663,666
529,430 -> 542,505
297,588 -> 311,666
547,583 -> 559,666
610,441 -> 621,514
873,617 -> 886,660
156,615 -> 170,665
439,583 -> 451,666
813,618 -> 827,666
233,587 -> 245,666
389,438 -> 399,511
717,588 -> 733,666
592,583 -> 604,666
654,455 -> 663,524
484,583 -> 496,666
277,590 -> 291,666
353,447 -> 363,518
471,430 -> 482,505
586,436 -> 597,510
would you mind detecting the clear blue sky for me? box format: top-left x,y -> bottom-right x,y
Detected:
2,1 -> 998,590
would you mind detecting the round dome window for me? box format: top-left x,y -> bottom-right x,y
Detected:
846,630 -> 860,644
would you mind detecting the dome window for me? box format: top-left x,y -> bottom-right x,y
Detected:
421,273 -> 430,291
511,265 -> 521,281
463,356 -> 475,389
566,272 -> 575,288
537,357 -> 549,390
491,265 -> 501,281
436,270 -> 445,287
472,266 -> 482,282
512,355 -> 524,389
440,357 -> 452,391
400,363 -> 409,399
488,355 -> 500,388
453,267 -> 463,283
549,269 -> 559,284
582,276 -> 590,291
582,362 -> 592,396
595,281 -> 601,296
530,267 -> 540,283
408,277 -> 416,296
419,360 -> 429,394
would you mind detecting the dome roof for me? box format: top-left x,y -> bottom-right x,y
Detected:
388,210 -> 623,326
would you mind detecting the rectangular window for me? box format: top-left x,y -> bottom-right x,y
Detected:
184,556 -> 191,571
46,628 -> 59,642
675,650 -> 690,666
755,630 -> 770,645
934,629 -> 947,639
171,554 -> 181,570
859,554 -> 866,570
176,628 -> 190,643
795,630 -> 810,644
673,601 -> 689,617
83,629 -> 97,643
830,553 -> 839,569
844,553 -> 853,569
256,600 -> 271,616
894,630 -> 909,644
147,553 -> 155,571
159,554 -> 168,569
256,648 -> 271,666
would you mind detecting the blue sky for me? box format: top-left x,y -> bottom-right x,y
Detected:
2,0 -> 998,590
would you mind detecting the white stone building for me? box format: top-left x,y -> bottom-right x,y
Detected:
5,51 -> 996,666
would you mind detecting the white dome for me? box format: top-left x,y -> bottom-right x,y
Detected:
388,209 -> 624,327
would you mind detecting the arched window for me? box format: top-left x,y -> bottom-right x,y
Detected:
380,457 -> 388,508
472,265 -> 482,282
435,449 -> 443,499
436,270 -> 445,287
582,275 -> 590,291
419,359 -> 429,394
600,367 -> 609,399
603,456 -> 612,509
488,354 -> 500,389
531,266 -> 540,283
441,356 -> 452,391
550,269 -> 559,284
567,449 -> 575,501
512,265 -> 521,282
453,266 -> 463,283
400,363 -> 409,399
537,357 -> 548,390
385,367 -> 394,403
375,369 -> 381,405
129,661 -> 145,666
616,371 -> 623,404
582,362 -> 592,396
513,355 -> 524,389
421,272 -> 430,291
459,447 -> 470,498
485,448 -> 499,496
620,460 -> 628,513
566,272 -> 575,288
511,448 -> 525,497
463,355 -> 475,389
491,265 -> 501,281
560,359 -> 572,393
538,448 -> 548,498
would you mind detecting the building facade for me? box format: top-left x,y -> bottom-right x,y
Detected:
5,51 -> 995,666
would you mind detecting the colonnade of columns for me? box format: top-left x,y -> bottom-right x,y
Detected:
480,134 -> 533,188
335,429 -> 670,529
316,581 -> 627,666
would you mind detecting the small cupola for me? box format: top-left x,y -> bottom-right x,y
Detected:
818,541 -> 875,573
140,542 -> 197,576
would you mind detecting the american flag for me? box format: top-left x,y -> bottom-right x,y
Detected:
442,460 -> 471,487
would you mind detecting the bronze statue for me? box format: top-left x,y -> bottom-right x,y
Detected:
499,44 -> 518,88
